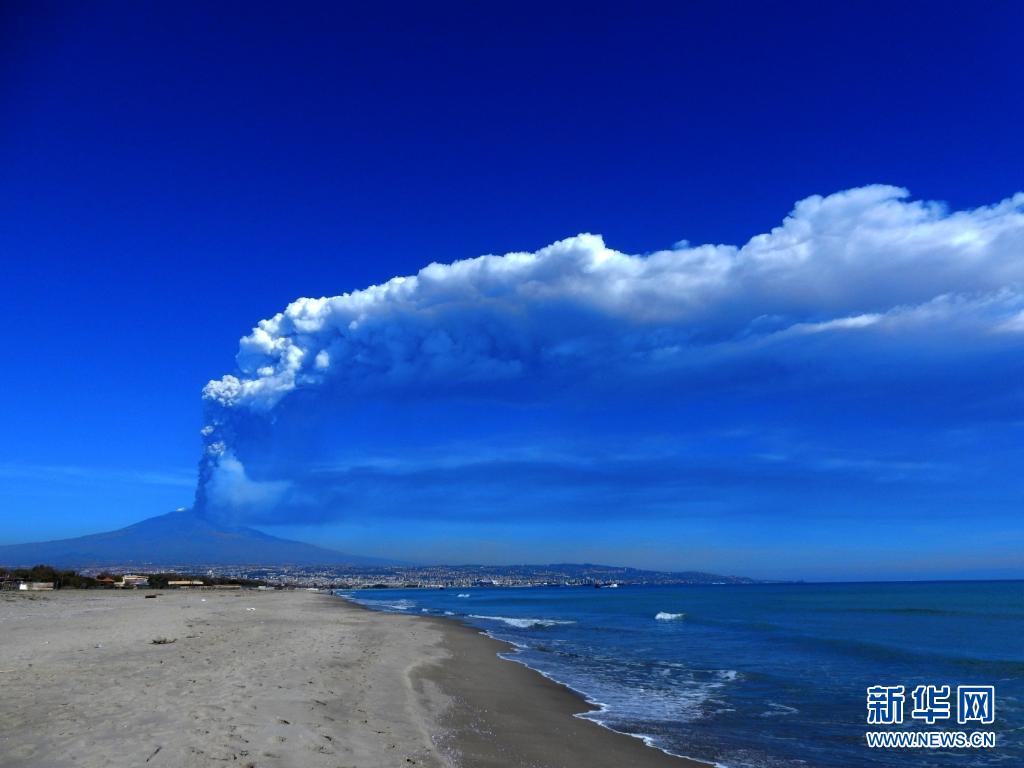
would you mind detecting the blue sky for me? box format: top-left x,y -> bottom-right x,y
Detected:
2,2 -> 1022,580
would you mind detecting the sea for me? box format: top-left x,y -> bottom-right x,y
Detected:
334,581 -> 1023,768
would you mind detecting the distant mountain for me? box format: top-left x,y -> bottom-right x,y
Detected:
0,509 -> 398,568
431,563 -> 759,584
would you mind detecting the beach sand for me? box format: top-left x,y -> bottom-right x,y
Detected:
0,590 -> 705,768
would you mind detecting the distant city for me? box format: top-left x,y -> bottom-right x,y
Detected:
74,563 -> 759,589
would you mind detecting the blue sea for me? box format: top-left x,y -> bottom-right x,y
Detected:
335,581 -> 1023,768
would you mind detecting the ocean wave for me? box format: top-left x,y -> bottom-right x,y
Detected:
504,654 -> 720,745
456,593 -> 471,598
759,701 -> 799,717
351,598 -> 417,611
495,637 -> 531,650
655,612 -> 686,621
469,614 -> 576,628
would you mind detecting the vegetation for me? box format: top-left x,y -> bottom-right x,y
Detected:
0,565 -> 97,588
0,565 -> 269,589
145,572 -> 269,588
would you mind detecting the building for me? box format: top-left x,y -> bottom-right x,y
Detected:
167,580 -> 204,588
18,581 -> 54,593
115,574 -> 150,589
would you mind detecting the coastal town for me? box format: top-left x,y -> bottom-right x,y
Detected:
2,563 -> 757,591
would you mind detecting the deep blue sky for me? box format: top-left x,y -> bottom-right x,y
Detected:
2,2 -> 1022,579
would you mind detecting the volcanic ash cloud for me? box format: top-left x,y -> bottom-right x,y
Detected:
193,184 -> 1024,519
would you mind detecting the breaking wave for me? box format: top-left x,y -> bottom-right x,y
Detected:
469,615 -> 576,629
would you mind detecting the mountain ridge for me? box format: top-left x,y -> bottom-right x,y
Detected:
0,509 -> 398,567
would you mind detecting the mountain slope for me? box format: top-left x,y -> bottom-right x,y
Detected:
0,509 -> 396,567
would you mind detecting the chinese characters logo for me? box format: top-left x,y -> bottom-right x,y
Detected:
865,684 -> 996,750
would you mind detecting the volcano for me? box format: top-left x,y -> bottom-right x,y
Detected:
0,509 -> 398,568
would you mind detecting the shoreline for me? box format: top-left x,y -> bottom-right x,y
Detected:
336,597 -> 711,768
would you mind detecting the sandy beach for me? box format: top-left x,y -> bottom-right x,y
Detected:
0,589 -> 704,768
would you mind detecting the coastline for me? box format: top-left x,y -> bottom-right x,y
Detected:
404,600 -> 711,768
0,589 -> 707,768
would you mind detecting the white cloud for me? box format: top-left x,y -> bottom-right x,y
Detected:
202,185 -> 1024,416
995,309 -> 1024,333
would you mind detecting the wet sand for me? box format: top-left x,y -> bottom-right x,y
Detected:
0,589 -> 706,768
418,606 -> 708,768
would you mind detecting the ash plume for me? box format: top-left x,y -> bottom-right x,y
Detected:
193,185 -> 1024,521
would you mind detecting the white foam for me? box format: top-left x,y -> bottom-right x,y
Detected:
655,612 -> 686,621
353,598 -> 416,611
493,651 -> 726,767
506,639 -> 530,650
456,593 -> 471,598
759,701 -> 799,717
469,615 -> 575,628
